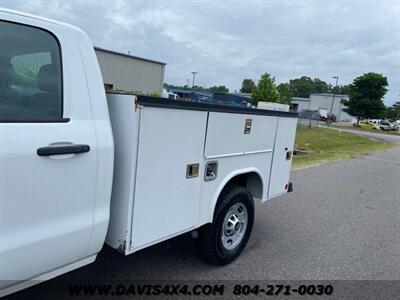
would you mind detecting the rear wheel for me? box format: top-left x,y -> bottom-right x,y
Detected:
200,184 -> 254,265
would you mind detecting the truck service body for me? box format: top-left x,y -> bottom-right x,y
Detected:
0,8 -> 297,296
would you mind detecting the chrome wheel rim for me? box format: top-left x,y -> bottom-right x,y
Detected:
221,202 -> 248,250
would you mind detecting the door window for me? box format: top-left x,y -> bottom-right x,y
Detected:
0,21 -> 62,120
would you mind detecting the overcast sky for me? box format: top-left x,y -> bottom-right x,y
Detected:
1,0 -> 399,104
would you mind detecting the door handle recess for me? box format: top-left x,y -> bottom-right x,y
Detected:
37,144 -> 90,156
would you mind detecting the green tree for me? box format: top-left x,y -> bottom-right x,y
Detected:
388,101 -> 400,120
313,78 -> 329,93
277,83 -> 293,104
192,86 -> 207,92
341,72 -> 388,126
288,76 -> 314,98
164,83 -> 190,90
288,76 -> 332,98
240,79 -> 256,93
330,84 -> 351,95
251,72 -> 279,105
208,85 -> 229,93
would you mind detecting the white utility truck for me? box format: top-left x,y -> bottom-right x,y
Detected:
0,8 -> 297,297
162,88 -> 180,100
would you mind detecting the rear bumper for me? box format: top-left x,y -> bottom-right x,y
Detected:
287,182 -> 293,193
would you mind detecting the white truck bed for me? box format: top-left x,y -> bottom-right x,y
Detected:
105,94 -> 297,254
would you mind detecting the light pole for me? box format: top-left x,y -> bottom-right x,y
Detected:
191,72 -> 197,89
329,76 -> 339,115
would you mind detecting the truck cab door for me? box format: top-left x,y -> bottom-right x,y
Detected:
0,14 -> 104,293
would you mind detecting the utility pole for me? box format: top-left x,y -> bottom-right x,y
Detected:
191,72 -> 197,89
186,79 -> 190,88
330,76 -> 339,115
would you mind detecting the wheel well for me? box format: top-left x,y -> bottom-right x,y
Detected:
225,172 -> 263,200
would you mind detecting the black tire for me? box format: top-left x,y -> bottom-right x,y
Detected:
199,183 -> 255,265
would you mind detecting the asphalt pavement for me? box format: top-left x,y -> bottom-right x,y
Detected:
7,144 -> 400,299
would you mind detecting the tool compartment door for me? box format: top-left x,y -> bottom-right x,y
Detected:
268,117 -> 297,198
131,107 -> 208,249
204,112 -> 277,159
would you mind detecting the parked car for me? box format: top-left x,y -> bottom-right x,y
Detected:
390,122 -> 399,131
319,110 -> 336,122
366,119 -> 395,131
320,113 -> 336,122
391,120 -> 400,130
368,119 -> 381,126
378,120 -> 392,131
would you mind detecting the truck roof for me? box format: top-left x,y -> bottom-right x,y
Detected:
0,7 -> 89,35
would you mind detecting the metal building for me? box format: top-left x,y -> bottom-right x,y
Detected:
291,97 -> 310,112
291,93 -> 352,122
94,47 -> 166,94
309,93 -> 351,122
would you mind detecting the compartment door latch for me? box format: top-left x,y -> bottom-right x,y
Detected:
186,163 -> 199,178
285,147 -> 292,160
204,161 -> 218,181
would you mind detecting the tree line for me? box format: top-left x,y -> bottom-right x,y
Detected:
165,72 -> 398,123
240,75 -> 350,104
242,72 -> 397,124
164,83 -> 229,93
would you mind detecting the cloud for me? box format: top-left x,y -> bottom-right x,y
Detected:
20,0 -> 73,19
105,0 -> 138,30
105,4 -> 258,68
1,0 -> 399,104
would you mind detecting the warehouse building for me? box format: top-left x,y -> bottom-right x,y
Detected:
291,93 -> 352,122
94,47 -> 166,94
291,97 -> 310,112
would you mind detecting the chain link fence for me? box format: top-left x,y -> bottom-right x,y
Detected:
297,110 -> 321,129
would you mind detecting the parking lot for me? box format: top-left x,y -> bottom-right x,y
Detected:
8,141 -> 400,299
